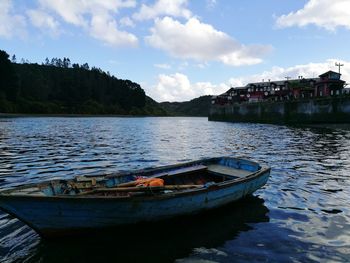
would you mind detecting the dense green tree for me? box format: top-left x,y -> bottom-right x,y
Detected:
0,50 -> 19,102
0,50 -> 168,115
159,95 -> 212,116
82,63 -> 89,70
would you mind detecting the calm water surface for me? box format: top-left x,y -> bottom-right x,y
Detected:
0,117 -> 350,262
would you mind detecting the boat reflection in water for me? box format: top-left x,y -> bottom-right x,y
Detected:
29,196 -> 269,263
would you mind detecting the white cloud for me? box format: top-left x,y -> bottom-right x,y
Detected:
229,59 -> 350,87
120,16 -> 135,27
154,63 -> 171,69
29,0 -> 138,47
146,73 -> 229,102
145,17 -> 271,66
90,14 -> 138,47
0,0 -> 26,39
27,9 -> 60,36
147,59 -> 350,102
276,0 -> 350,31
37,0 -> 86,27
37,0 -> 137,26
133,0 -> 191,21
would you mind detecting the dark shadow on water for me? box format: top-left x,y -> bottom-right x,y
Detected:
29,196 -> 269,263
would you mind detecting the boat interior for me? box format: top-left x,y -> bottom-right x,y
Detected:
2,158 -> 261,197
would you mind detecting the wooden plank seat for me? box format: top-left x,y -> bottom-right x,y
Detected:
167,164 -> 207,176
115,165 -> 208,188
207,164 -> 252,178
137,164 -> 208,179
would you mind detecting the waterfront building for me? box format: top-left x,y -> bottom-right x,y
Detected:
212,71 -> 346,105
316,71 -> 345,97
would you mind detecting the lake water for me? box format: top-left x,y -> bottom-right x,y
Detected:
0,117 -> 350,263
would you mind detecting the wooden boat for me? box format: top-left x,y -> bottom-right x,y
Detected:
0,157 -> 270,238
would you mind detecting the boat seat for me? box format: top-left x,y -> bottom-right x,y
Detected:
167,165 -> 207,175
153,165 -> 208,178
207,164 -> 252,178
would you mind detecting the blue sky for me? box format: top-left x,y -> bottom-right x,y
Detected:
1,0 -> 350,102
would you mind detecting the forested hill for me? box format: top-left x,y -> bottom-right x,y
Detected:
0,50 -> 166,115
159,95 -> 212,117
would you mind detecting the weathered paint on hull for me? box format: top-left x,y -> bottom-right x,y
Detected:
0,171 -> 269,238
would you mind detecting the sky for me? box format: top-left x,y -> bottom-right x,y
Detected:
1,0 -> 350,102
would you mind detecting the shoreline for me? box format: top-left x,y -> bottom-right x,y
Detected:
0,113 -> 206,118
0,113 -> 144,118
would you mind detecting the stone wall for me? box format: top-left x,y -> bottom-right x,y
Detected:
209,96 -> 350,123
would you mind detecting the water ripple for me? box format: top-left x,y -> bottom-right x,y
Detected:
0,117 -> 350,262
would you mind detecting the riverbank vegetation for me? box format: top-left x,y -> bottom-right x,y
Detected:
159,96 -> 212,117
0,50 -> 166,115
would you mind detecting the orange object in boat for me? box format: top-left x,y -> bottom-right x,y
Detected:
136,178 -> 164,187
148,178 -> 164,187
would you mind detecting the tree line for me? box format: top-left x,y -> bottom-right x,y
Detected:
11,54 -> 105,73
0,50 -> 167,115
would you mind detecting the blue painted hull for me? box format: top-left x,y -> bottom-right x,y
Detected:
0,157 -> 270,238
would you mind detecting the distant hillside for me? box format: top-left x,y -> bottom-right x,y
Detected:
144,96 -> 168,116
0,50 -> 167,116
159,95 -> 212,117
